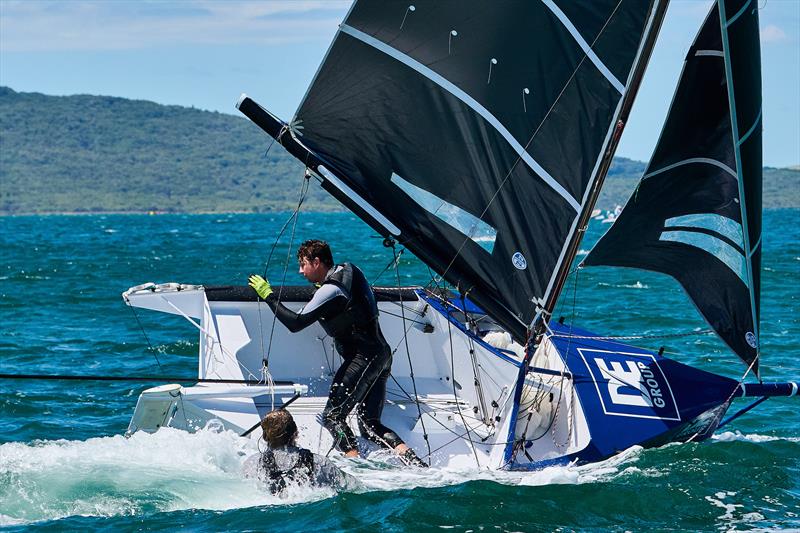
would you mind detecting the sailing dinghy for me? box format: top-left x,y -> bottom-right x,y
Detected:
125,0 -> 797,470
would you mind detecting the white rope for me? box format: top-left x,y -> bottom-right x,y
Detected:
158,295 -> 262,383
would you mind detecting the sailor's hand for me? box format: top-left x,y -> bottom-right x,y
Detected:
248,274 -> 273,300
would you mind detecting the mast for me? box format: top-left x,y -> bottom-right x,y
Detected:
531,0 -> 670,343
582,0 -> 763,371
717,0 -> 761,373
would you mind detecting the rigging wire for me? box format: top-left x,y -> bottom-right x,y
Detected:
258,170 -> 310,408
683,351 -> 761,443
389,240 -> 432,461
155,292 -> 261,383
0,373 -> 293,385
371,245 -> 405,285
446,312 -> 482,467
511,265 -> 582,463
256,170 -> 311,373
460,290 -> 491,426
128,304 -> 165,372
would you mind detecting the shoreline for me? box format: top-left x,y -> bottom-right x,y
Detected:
0,208 -> 351,217
2,205 -> 798,217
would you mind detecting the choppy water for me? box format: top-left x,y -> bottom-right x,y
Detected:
1,211 -> 798,531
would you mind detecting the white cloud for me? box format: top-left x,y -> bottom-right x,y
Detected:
0,1 -> 351,52
761,24 -> 788,43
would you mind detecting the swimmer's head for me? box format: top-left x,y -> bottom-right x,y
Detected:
261,409 -> 298,448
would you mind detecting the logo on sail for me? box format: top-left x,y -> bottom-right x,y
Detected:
512,252 -> 527,270
745,331 -> 758,348
578,349 -> 680,421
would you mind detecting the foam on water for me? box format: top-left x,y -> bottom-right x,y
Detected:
0,428 -> 649,524
711,430 -> 800,443
0,428 -> 338,524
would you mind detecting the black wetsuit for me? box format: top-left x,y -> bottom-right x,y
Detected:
265,263 -> 405,453
242,445 -> 353,494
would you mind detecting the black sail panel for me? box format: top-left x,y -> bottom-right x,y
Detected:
292,1 -> 657,341
722,0 -> 762,327
585,1 -> 762,371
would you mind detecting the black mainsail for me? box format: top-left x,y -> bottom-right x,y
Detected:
257,1 -> 666,343
585,0 -> 762,373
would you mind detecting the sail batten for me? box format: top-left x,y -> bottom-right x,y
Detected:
541,0 -> 624,93
585,0 -> 762,372
338,23 -> 582,212
642,158 -> 737,180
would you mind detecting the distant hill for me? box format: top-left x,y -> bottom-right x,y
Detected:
1,87 -> 798,214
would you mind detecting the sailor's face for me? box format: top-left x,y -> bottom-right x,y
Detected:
299,256 -> 326,284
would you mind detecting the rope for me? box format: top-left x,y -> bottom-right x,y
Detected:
261,170 -> 310,407
0,373 -> 293,385
256,169 -> 311,375
390,241 -> 432,460
511,266 -> 582,464
549,329 -> 715,341
128,304 -> 164,371
156,295 -> 261,383
371,245 -> 405,285
682,352 -> 761,442
461,290 -> 491,426
446,311 -> 482,467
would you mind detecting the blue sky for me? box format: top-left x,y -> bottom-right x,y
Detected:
1,0 -> 798,167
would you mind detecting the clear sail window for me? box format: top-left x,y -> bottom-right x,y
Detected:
391,173 -> 497,253
659,230 -> 747,284
664,213 -> 744,248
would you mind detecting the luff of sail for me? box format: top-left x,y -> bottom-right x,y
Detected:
288,0 -> 661,343
584,0 -> 762,373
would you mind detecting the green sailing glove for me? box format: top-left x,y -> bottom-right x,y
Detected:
248,274 -> 273,300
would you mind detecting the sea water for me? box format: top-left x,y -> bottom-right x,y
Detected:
1,211 -> 798,531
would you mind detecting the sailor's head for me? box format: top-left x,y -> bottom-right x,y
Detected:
261,409 -> 298,448
297,239 -> 333,284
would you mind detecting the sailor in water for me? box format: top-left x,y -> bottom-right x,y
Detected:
248,239 -> 427,467
243,409 -> 354,494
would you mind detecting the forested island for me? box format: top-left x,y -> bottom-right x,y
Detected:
1,87 -> 797,214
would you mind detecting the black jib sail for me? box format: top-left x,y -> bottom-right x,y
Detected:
261,1 -> 665,343
585,0 -> 762,372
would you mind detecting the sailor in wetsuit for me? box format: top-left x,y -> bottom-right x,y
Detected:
248,239 -> 427,467
242,408 -> 354,494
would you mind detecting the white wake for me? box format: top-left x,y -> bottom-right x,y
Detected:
0,427 -> 651,525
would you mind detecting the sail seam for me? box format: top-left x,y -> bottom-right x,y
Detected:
695,50 -> 724,57
540,0 -> 625,94
642,157 -> 737,180
726,0 -> 753,27
339,23 -> 581,212
738,108 -> 762,145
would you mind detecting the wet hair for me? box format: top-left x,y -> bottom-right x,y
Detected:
297,239 -> 334,268
261,409 -> 298,448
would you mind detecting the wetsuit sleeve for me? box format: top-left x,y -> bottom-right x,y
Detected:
312,454 -> 358,491
240,453 -> 261,479
265,284 -> 346,333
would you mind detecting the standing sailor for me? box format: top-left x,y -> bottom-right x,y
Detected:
248,239 -> 427,467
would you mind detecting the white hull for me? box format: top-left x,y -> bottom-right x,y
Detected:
124,283 -> 590,470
